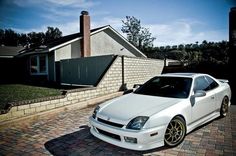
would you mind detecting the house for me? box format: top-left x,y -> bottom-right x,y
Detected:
0,46 -> 24,83
17,11 -> 146,83
0,46 -> 24,58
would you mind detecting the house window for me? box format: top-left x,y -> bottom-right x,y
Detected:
30,54 -> 48,75
30,55 -> 38,73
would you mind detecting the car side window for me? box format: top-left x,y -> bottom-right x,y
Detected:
205,76 -> 219,90
194,76 -> 209,91
194,76 -> 218,92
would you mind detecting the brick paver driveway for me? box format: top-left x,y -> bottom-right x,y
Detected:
0,104 -> 235,156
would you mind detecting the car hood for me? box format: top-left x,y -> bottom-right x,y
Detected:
98,93 -> 182,123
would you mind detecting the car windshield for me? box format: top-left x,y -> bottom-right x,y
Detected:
134,76 -> 192,98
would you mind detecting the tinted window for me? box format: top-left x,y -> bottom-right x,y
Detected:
194,76 -> 218,92
134,77 -> 192,98
205,76 -> 219,90
194,76 -> 209,91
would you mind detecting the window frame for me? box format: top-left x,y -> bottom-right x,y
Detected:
29,54 -> 48,75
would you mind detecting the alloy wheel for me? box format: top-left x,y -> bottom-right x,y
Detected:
164,117 -> 186,147
220,96 -> 229,117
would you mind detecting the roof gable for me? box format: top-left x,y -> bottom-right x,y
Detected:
47,26 -> 108,51
18,25 -> 146,57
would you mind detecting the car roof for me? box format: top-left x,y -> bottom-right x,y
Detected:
160,72 -> 207,78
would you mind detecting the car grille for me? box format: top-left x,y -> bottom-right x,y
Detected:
97,118 -> 124,128
96,128 -> 121,141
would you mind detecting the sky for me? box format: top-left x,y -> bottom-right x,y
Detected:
0,0 -> 235,46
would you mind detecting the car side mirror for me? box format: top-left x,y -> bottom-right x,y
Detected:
194,90 -> 206,97
190,90 -> 206,106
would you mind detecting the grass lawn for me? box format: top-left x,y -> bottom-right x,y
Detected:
0,84 -> 62,110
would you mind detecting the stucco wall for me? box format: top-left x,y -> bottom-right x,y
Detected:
91,30 -> 136,57
71,40 -> 81,58
55,40 -> 81,62
54,28 -> 145,62
55,44 -> 71,61
104,29 -> 146,58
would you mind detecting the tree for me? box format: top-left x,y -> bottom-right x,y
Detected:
121,16 -> 141,47
18,33 -> 28,46
178,44 -> 184,51
0,29 -> 4,45
0,27 -> 62,47
121,16 -> 156,52
27,32 -> 45,46
139,28 -> 156,51
4,29 -> 18,46
45,27 -> 62,43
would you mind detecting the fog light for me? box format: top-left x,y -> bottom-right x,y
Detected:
124,136 -> 137,143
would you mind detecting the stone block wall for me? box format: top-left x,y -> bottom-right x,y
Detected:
96,57 -> 123,94
123,56 -> 164,89
0,56 -> 163,123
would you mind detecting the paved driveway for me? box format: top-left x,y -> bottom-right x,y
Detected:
0,104 -> 235,156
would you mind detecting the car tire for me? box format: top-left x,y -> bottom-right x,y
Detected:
164,116 -> 186,147
220,96 -> 229,117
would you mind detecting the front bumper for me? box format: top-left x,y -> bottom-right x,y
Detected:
89,116 -> 166,151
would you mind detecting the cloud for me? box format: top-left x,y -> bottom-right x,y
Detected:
39,8 -> 79,22
12,0 -> 99,8
13,20 -> 79,36
55,21 -> 80,35
60,16 -> 123,35
11,0 -> 99,22
147,19 -> 228,46
13,15 -> 123,36
13,27 -> 47,34
91,16 -> 122,30
91,17 -> 228,47
45,0 -> 99,8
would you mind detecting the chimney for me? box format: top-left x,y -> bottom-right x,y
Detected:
80,11 -> 91,57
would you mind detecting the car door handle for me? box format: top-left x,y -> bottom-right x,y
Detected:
211,96 -> 214,99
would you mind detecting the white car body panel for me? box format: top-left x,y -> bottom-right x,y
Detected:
89,73 -> 231,151
90,116 -> 166,150
98,94 -> 181,124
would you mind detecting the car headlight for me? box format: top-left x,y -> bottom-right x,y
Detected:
92,106 -> 100,119
126,116 -> 149,130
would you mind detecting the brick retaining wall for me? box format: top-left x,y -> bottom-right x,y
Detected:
124,56 -> 164,89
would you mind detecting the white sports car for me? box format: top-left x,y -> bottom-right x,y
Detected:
89,73 -> 231,151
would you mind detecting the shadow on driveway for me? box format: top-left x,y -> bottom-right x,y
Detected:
44,125 -> 167,156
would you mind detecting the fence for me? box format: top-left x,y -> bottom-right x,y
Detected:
60,55 -> 116,86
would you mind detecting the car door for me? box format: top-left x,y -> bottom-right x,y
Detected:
191,76 -> 217,123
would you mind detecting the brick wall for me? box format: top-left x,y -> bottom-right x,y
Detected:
123,56 -> 164,89
97,56 -> 164,89
0,56 -> 163,123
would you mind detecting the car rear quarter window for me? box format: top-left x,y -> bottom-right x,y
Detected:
205,76 -> 219,90
194,76 -> 219,92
